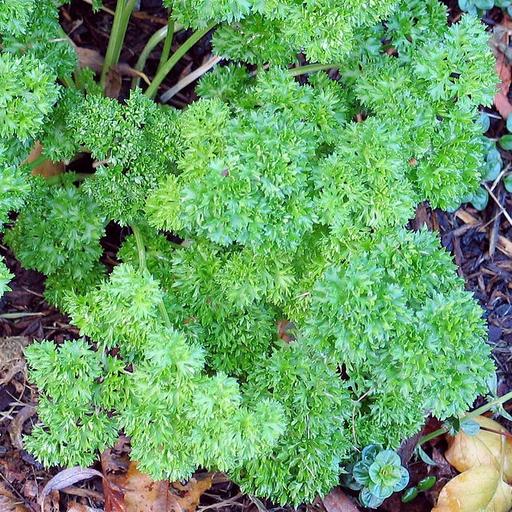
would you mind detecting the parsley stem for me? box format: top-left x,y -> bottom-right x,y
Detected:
24,155 -> 48,172
131,18 -> 182,89
160,55 -> 222,103
131,225 -> 146,273
131,224 -> 172,329
466,390 -> 512,419
131,25 -> 169,89
100,0 -> 137,90
157,17 -> 176,74
144,22 -> 216,99
418,389 -> 512,446
288,63 -> 342,77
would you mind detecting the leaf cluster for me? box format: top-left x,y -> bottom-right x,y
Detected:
351,445 -> 409,509
25,264 -> 286,481
167,0 -> 399,64
0,0 -> 76,294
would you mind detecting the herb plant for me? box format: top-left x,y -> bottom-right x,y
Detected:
0,0 -> 499,507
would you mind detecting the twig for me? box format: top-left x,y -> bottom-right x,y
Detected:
160,55 -> 222,103
484,182 -> 512,226
198,493 -> 244,511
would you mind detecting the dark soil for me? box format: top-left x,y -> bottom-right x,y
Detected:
1,1 -> 512,511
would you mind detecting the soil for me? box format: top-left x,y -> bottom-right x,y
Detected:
1,1 -> 512,511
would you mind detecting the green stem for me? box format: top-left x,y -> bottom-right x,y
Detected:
418,427 -> 447,446
100,0 -> 137,89
131,25 -> 169,89
24,155 -> 48,172
157,18 -> 175,74
288,63 -> 342,77
61,75 -> 75,88
158,300 -> 172,328
131,225 -> 147,273
418,390 -> 512,446
466,390 -> 512,420
131,225 -> 172,329
144,22 -> 216,99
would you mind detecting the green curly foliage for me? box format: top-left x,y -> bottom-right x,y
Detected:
0,53 -> 60,142
147,69 -> 351,251
167,0 -> 399,64
49,89 -> 181,224
0,0 -> 74,158
15,0 -> 498,507
118,233 -> 280,377
122,328 -> 285,481
23,339 -> 120,468
233,344 -> 353,505
64,263 -> 166,361
0,165 -> 32,229
5,175 -> 106,283
39,88 -> 84,163
0,0 -> 35,36
26,275 -> 286,481
0,0 -> 76,78
43,262 -> 106,311
303,228 -> 493,447
0,258 -> 13,296
347,11 -> 497,209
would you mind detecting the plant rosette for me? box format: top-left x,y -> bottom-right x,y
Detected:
352,446 -> 409,508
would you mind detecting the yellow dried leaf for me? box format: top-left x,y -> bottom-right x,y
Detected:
432,465 -> 512,512
25,142 -> 64,177
445,416 -> 512,482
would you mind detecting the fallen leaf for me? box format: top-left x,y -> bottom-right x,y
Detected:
8,405 -> 36,450
445,416 -> 512,481
26,142 -> 64,178
170,475 -> 213,512
103,461 -> 213,512
40,468 -> 103,509
76,47 -> 104,73
105,462 -> 171,512
0,482 -> 30,512
104,67 -> 122,99
492,18 -> 512,119
321,487 -> 361,512
0,337 -> 29,386
432,465 -> 512,512
0,337 -> 30,367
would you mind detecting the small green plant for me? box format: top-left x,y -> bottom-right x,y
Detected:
459,0 -> 512,15
349,445 -> 409,509
0,0 -> 500,507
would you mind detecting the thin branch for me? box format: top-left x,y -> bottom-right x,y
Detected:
160,55 -> 222,103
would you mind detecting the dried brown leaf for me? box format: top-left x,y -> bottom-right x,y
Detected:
171,475 -> 213,512
8,405 -> 36,450
103,462 -> 213,512
0,337 -> 29,386
40,468 -> 103,509
321,488 -> 361,512
76,47 -> 104,73
432,465 -> 512,512
493,17 -> 512,119
26,142 -> 64,178
445,416 -> 512,481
